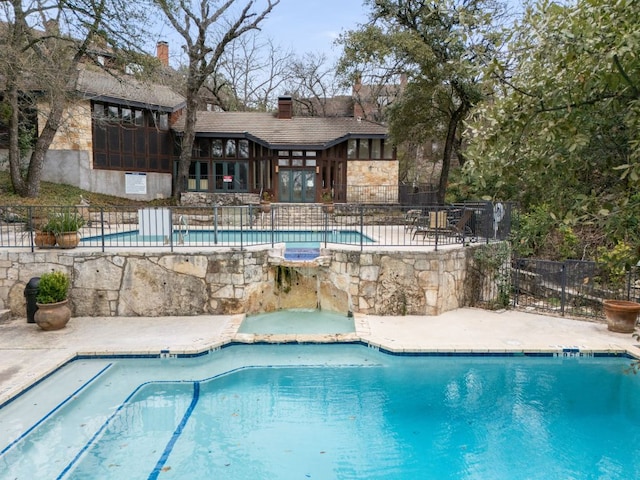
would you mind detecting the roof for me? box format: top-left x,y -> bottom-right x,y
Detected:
76,67 -> 185,112
172,111 -> 388,149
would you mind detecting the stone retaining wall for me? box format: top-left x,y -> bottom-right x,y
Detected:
0,245 -> 492,319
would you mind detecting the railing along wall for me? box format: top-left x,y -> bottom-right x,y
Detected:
0,202 -> 512,252
510,258 -> 640,320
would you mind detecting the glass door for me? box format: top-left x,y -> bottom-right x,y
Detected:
278,170 -> 315,202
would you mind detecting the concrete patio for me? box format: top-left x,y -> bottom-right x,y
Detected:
1,308 -> 638,407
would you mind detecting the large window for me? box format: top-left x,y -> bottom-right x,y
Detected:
92,101 -> 173,172
346,138 -> 394,160
188,137 -> 257,192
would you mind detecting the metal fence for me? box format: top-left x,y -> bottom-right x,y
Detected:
510,258 -> 640,320
0,202 -> 512,252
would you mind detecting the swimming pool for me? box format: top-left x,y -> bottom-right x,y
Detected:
81,229 -> 375,247
1,344 -> 639,479
239,309 -> 354,334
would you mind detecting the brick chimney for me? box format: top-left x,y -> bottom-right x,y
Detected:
277,96 -> 293,119
156,41 -> 169,67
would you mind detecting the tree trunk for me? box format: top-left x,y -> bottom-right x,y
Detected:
438,103 -> 466,204
6,80 -> 27,195
173,87 -> 200,198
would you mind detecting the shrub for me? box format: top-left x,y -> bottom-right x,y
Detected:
36,271 -> 70,304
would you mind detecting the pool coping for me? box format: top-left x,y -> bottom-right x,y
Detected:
1,308 -> 639,409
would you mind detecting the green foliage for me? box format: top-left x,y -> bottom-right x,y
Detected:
337,0 -> 501,202
36,271 -> 69,304
596,241 -> 638,288
464,0 -> 640,251
473,242 -> 512,309
49,209 -> 85,233
511,204 -> 579,260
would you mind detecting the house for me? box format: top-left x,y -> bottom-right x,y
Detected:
173,96 -> 396,204
36,44 -> 396,203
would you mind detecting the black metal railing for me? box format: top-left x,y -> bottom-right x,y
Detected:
0,202 -> 511,252
508,258 -> 640,320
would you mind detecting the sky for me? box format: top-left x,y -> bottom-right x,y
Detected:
259,0 -> 367,60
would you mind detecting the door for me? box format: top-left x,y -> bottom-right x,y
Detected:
278,170 -> 316,203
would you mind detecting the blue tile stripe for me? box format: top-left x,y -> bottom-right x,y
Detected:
0,363 -> 113,457
148,382 -> 201,480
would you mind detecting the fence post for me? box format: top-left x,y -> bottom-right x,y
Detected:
100,208 -> 105,252
360,205 -> 364,251
560,262 -> 567,316
513,258 -> 520,308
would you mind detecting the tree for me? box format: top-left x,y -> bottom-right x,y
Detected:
464,0 -> 640,251
217,33 -> 292,111
154,0 -> 279,198
0,0 -> 151,197
337,0 -> 501,203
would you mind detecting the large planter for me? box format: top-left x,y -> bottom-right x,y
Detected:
34,231 -> 56,248
34,299 -> 71,331
56,231 -> 80,249
603,299 -> 640,333
260,201 -> 271,213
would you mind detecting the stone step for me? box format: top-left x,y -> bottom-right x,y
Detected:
0,309 -> 12,324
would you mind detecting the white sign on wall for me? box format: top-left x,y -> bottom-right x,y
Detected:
125,172 -> 147,195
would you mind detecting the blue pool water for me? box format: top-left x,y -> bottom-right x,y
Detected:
82,229 -> 374,246
1,344 -> 639,479
239,309 -> 354,334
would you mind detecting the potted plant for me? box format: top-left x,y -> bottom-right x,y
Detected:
597,242 -> 640,333
34,270 -> 71,330
52,209 -> 85,248
34,218 -> 57,248
321,188 -> 334,213
260,191 -> 273,213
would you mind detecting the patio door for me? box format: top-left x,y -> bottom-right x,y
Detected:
278,169 -> 316,203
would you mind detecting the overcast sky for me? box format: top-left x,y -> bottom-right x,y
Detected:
259,0 -> 365,59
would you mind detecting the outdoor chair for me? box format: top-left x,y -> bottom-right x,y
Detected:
412,210 -> 448,239
413,208 -> 476,243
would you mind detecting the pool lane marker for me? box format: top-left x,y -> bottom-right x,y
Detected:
0,363 -> 113,457
148,382 -> 201,480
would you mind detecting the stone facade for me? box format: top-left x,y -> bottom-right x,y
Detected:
346,160 -> 399,203
44,101 -> 93,152
0,244 -> 494,319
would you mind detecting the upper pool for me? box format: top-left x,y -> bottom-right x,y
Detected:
1,344 -> 639,479
81,229 -> 375,247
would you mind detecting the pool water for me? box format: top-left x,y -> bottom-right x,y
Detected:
238,309 -> 354,334
1,345 -> 639,479
82,229 -> 374,246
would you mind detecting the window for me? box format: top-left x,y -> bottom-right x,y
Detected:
358,139 -> 369,159
212,140 -> 223,157
347,139 -> 357,159
371,139 -> 381,159
91,101 -> 173,173
225,139 -> 236,157
238,139 -> 249,158
383,140 -> 394,159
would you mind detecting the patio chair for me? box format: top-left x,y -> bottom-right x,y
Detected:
412,210 -> 448,239
444,209 -> 475,242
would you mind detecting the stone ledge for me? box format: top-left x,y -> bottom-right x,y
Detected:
0,309 -> 11,324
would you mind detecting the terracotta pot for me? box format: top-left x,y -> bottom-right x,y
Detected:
323,203 -> 334,214
34,299 -> 71,331
55,231 -> 80,249
603,299 -> 640,333
260,202 -> 271,213
34,231 -> 56,248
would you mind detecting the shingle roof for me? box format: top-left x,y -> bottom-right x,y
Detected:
172,111 -> 388,149
76,68 -> 185,111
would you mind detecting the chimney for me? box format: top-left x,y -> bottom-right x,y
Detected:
157,41 -> 169,67
277,96 -> 293,119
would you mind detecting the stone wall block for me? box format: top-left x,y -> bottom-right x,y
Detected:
158,255 -> 208,278
74,257 -> 123,290
118,258 -> 207,316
